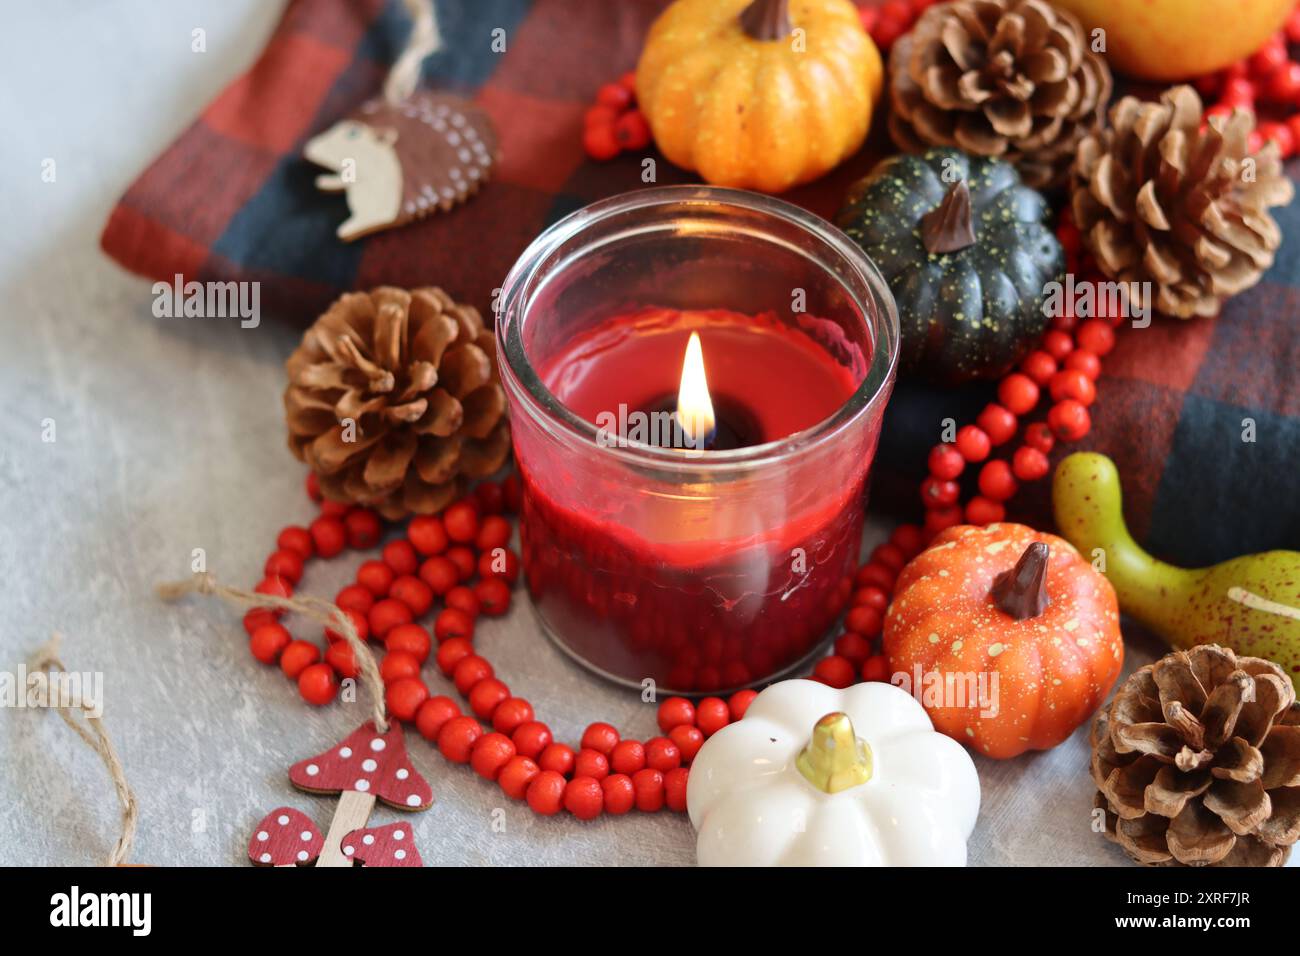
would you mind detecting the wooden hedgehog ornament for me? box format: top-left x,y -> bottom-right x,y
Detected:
303,0 -> 498,241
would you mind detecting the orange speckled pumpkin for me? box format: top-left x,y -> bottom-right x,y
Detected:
635,0 -> 883,193
883,523 -> 1123,759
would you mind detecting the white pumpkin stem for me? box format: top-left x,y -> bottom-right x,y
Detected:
796,712 -> 873,794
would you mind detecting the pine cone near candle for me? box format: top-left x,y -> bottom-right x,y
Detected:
1091,644 -> 1300,867
284,287 -> 509,519
1072,85 -> 1294,319
887,0 -> 1110,189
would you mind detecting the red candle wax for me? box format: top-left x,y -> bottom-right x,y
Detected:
516,307 -> 870,693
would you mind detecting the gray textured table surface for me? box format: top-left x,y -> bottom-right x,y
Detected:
0,0 -> 1249,868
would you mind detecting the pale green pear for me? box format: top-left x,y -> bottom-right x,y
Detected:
1052,452 -> 1300,690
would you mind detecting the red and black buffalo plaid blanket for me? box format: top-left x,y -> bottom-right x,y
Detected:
100,0 -> 1300,568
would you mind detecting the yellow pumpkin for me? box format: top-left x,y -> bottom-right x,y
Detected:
635,0 -> 883,193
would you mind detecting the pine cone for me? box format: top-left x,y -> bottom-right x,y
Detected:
284,287 -> 510,520
1072,85 -> 1293,319
888,0 -> 1110,189
1091,644 -> 1300,867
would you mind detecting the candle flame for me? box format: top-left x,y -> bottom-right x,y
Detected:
676,331 -> 715,450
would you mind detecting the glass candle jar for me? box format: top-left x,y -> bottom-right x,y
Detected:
497,186 -> 899,695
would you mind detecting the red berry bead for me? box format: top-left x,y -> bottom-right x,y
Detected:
889,523 -> 926,558
728,689 -> 758,722
357,560 -> 395,597
452,654 -> 493,695
264,549 -> 304,584
813,654 -> 856,688
976,403 -> 1018,446
695,697 -> 730,737
256,575 -> 293,600
498,755 -> 540,800
977,459 -> 1018,502
334,584 -> 375,615
319,499 -> 351,519
249,623 -> 292,664
645,736 -> 682,771
344,509 -> 381,549
446,546 -> 477,581
305,471 -> 322,502
1024,421 -> 1055,454
1075,320 -> 1115,356
921,476 -> 960,508
633,768 -> 665,812
539,743 -> 576,776
380,650 -> 421,684
491,697 -> 534,735
475,515 -> 512,552
1250,34 -> 1287,77
574,748 -> 610,781
664,767 -> 689,812
277,525 -> 314,560
1011,445 -> 1051,482
445,585 -> 480,618
386,676 -> 429,722
835,631 -> 874,666
607,740 -> 646,777
853,585 -> 889,612
470,732 -> 516,781
855,562 -> 896,590
1019,350 -> 1058,386
1221,75 -> 1257,108
526,771 -> 567,815
657,697 -> 696,732
927,443 -> 965,480
564,776 -> 605,820
475,577 -> 512,616
324,640 -> 357,679
1048,399 -> 1091,441
381,538 -> 419,576
997,373 -> 1040,415
407,515 -> 448,555
478,547 -> 520,583
965,495 -> 1005,526
385,623 -> 431,663
298,662 -> 338,705
1289,8 -> 1300,43
1063,349 -> 1101,381
845,605 -> 883,638
1259,120 -> 1296,156
601,774 -> 636,815
368,597 -> 413,639
309,516 -> 347,558
474,481 -> 505,516
279,640 -> 320,680
861,655 -> 890,682
596,81 -> 632,109
469,677 -> 511,721
581,722 -> 620,755
389,575 -> 434,616
1266,61 -> 1300,102
435,636 -> 474,675
1049,369 -> 1096,406
419,556 -> 459,596
584,104 -> 618,128
668,725 -> 705,763
869,542 -> 907,572
443,501 -> 479,544
324,606 -> 369,645
435,607 -> 475,643
512,721 -> 553,760
437,715 -> 483,764
924,504 -> 963,538
1042,329 -> 1075,361
614,109 -> 652,150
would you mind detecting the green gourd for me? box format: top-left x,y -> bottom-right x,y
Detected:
1052,452 -> 1300,689
836,147 -> 1063,385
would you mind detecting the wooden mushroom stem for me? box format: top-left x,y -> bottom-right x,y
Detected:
796,712 -> 873,794
316,790 -> 377,868
920,181 -> 977,255
740,0 -> 793,41
991,542 -> 1051,620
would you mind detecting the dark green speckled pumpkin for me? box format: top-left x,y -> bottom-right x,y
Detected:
837,148 -> 1064,385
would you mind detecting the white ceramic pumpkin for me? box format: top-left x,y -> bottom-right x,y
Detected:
687,679 -> 981,866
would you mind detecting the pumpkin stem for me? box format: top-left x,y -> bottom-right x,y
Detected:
740,0 -> 793,41
920,181 -> 977,255
796,712 -> 873,794
991,542 -> 1051,620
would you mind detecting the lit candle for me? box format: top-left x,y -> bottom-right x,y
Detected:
675,332 -> 715,451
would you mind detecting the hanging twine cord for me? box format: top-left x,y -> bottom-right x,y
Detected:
383,0 -> 443,105
28,633 -> 139,867
156,571 -> 389,733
